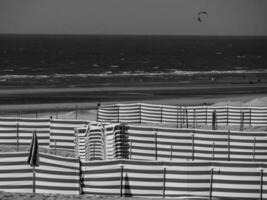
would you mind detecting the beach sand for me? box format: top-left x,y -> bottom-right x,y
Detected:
0,84 -> 267,131
0,192 -> 210,200
1,83 -> 267,199
1,81 -> 267,117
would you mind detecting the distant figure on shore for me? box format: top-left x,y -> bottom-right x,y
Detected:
211,75 -> 216,82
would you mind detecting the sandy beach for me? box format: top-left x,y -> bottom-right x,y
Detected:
0,82 -> 267,133
1,82 -> 267,199
1,81 -> 267,116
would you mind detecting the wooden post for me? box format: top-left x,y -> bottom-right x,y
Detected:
182,107 -> 185,126
96,103 -> 101,122
162,168 -> 166,198
260,169 -> 264,200
209,168 -> 214,200
253,137 -> 256,161
227,130 -> 231,161
180,106 -> 183,128
212,110 -> 217,130
78,157 -> 83,195
193,109 -> 196,128
185,108 -> 188,128
75,105 -> 78,120
170,145 -> 173,160
120,165 -> 124,197
160,106 -> 163,124
176,106 -> 179,128
240,111 -> 244,131
155,130 -> 158,160
118,105 -> 120,123
192,133 -> 195,161
212,142 -> 215,160
16,122 -> 19,152
249,108 -> 252,126
226,107 -> 229,126
129,141 -> 132,159
93,141 -> 96,160
54,140 -> 57,155
205,107 -> 208,125
76,128 -> 79,159
139,104 -> 142,124
33,165 -> 36,194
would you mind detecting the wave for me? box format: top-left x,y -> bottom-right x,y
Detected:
0,69 -> 267,80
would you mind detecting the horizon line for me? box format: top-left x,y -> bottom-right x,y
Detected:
0,33 -> 267,38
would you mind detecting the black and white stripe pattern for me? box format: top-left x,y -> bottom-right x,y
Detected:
125,125 -> 267,162
0,152 -> 80,194
98,103 -> 267,127
81,159 -> 267,199
76,123 -> 267,163
0,117 -> 50,146
36,153 -> 80,194
0,152 -> 33,193
49,119 -> 90,150
0,152 -> 266,198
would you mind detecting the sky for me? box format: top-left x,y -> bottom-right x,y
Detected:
0,0 -> 266,36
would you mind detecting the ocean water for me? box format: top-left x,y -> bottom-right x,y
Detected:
0,34 -> 267,86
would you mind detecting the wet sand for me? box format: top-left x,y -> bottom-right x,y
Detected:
1,81 -> 267,111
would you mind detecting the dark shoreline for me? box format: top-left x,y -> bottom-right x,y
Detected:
1,82 -> 267,105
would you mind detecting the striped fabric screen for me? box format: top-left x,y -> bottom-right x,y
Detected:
125,125 -> 267,162
0,152 -> 33,193
49,119 -> 90,150
82,159 -> 121,195
0,152 -> 266,199
81,159 -> 267,199
36,153 -> 80,194
74,123 -> 267,163
98,103 -> 267,127
117,104 -> 141,123
0,117 -> 50,146
212,162 -> 266,199
0,117 -> 95,150
0,152 -> 80,194
97,105 -> 119,123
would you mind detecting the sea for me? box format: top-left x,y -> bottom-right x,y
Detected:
0,34 -> 267,87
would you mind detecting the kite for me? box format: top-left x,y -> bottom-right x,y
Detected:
198,11 -> 208,22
